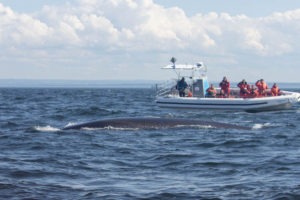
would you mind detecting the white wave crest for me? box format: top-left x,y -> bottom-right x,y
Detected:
34,125 -> 60,132
252,124 -> 264,129
176,125 -> 214,129
64,122 -> 78,128
252,123 -> 272,129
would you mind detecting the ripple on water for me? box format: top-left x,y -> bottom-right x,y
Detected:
0,88 -> 300,199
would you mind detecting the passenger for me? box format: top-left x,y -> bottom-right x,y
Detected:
218,89 -> 226,98
255,79 -> 268,96
237,79 -> 250,97
206,84 -> 217,98
176,77 -> 188,97
271,83 -> 281,96
248,85 -> 259,98
219,76 -> 230,97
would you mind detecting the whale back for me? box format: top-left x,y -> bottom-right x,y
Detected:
63,117 -> 250,130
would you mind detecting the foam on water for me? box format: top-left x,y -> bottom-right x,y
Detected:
252,122 -> 284,129
176,124 -> 214,129
64,122 -> 78,127
252,123 -> 266,129
34,125 -> 61,132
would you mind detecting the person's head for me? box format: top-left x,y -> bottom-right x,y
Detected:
223,76 -> 227,81
210,84 -> 214,88
273,83 -> 277,87
181,77 -> 185,81
242,79 -> 246,83
261,79 -> 264,82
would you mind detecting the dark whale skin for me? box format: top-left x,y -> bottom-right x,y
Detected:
63,117 -> 250,130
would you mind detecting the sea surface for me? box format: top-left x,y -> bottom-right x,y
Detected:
0,86 -> 300,200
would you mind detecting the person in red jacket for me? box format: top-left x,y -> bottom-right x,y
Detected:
271,83 -> 281,96
219,76 -> 230,98
255,79 -> 268,96
247,85 -> 259,98
237,79 -> 250,97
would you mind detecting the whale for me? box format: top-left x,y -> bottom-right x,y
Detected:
62,117 -> 250,130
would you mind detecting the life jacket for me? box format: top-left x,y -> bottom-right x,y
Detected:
256,81 -> 268,91
249,88 -> 259,98
271,86 -> 279,96
219,80 -> 230,90
238,82 -> 250,94
261,82 -> 268,90
206,88 -> 216,96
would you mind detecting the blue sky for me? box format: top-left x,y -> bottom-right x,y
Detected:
1,0 -> 300,82
3,0 -> 300,17
155,0 -> 300,17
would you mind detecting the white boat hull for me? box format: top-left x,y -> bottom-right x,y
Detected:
156,59 -> 300,112
156,91 -> 300,112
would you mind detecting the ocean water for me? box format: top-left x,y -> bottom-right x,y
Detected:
0,87 -> 300,200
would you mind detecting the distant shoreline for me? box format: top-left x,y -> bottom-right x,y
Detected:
0,79 -> 299,89
0,79 -> 158,88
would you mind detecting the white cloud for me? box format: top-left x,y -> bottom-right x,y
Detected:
1,0 -> 299,53
0,0 -> 300,81
0,4 -> 52,46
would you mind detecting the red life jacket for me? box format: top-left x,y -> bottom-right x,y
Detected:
238,82 -> 250,94
256,81 -> 268,91
271,86 -> 279,96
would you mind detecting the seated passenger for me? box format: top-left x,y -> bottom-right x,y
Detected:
217,89 -> 226,98
255,79 -> 268,96
176,77 -> 188,97
247,85 -> 259,98
219,76 -> 230,98
237,79 -> 250,97
271,83 -> 281,96
206,84 -> 217,98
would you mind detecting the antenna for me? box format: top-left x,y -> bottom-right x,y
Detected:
170,57 -> 176,66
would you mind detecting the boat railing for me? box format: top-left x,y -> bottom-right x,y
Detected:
155,80 -> 178,97
156,84 -> 289,98
156,81 -> 242,98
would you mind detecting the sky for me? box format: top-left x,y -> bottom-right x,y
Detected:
1,0 -> 300,82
